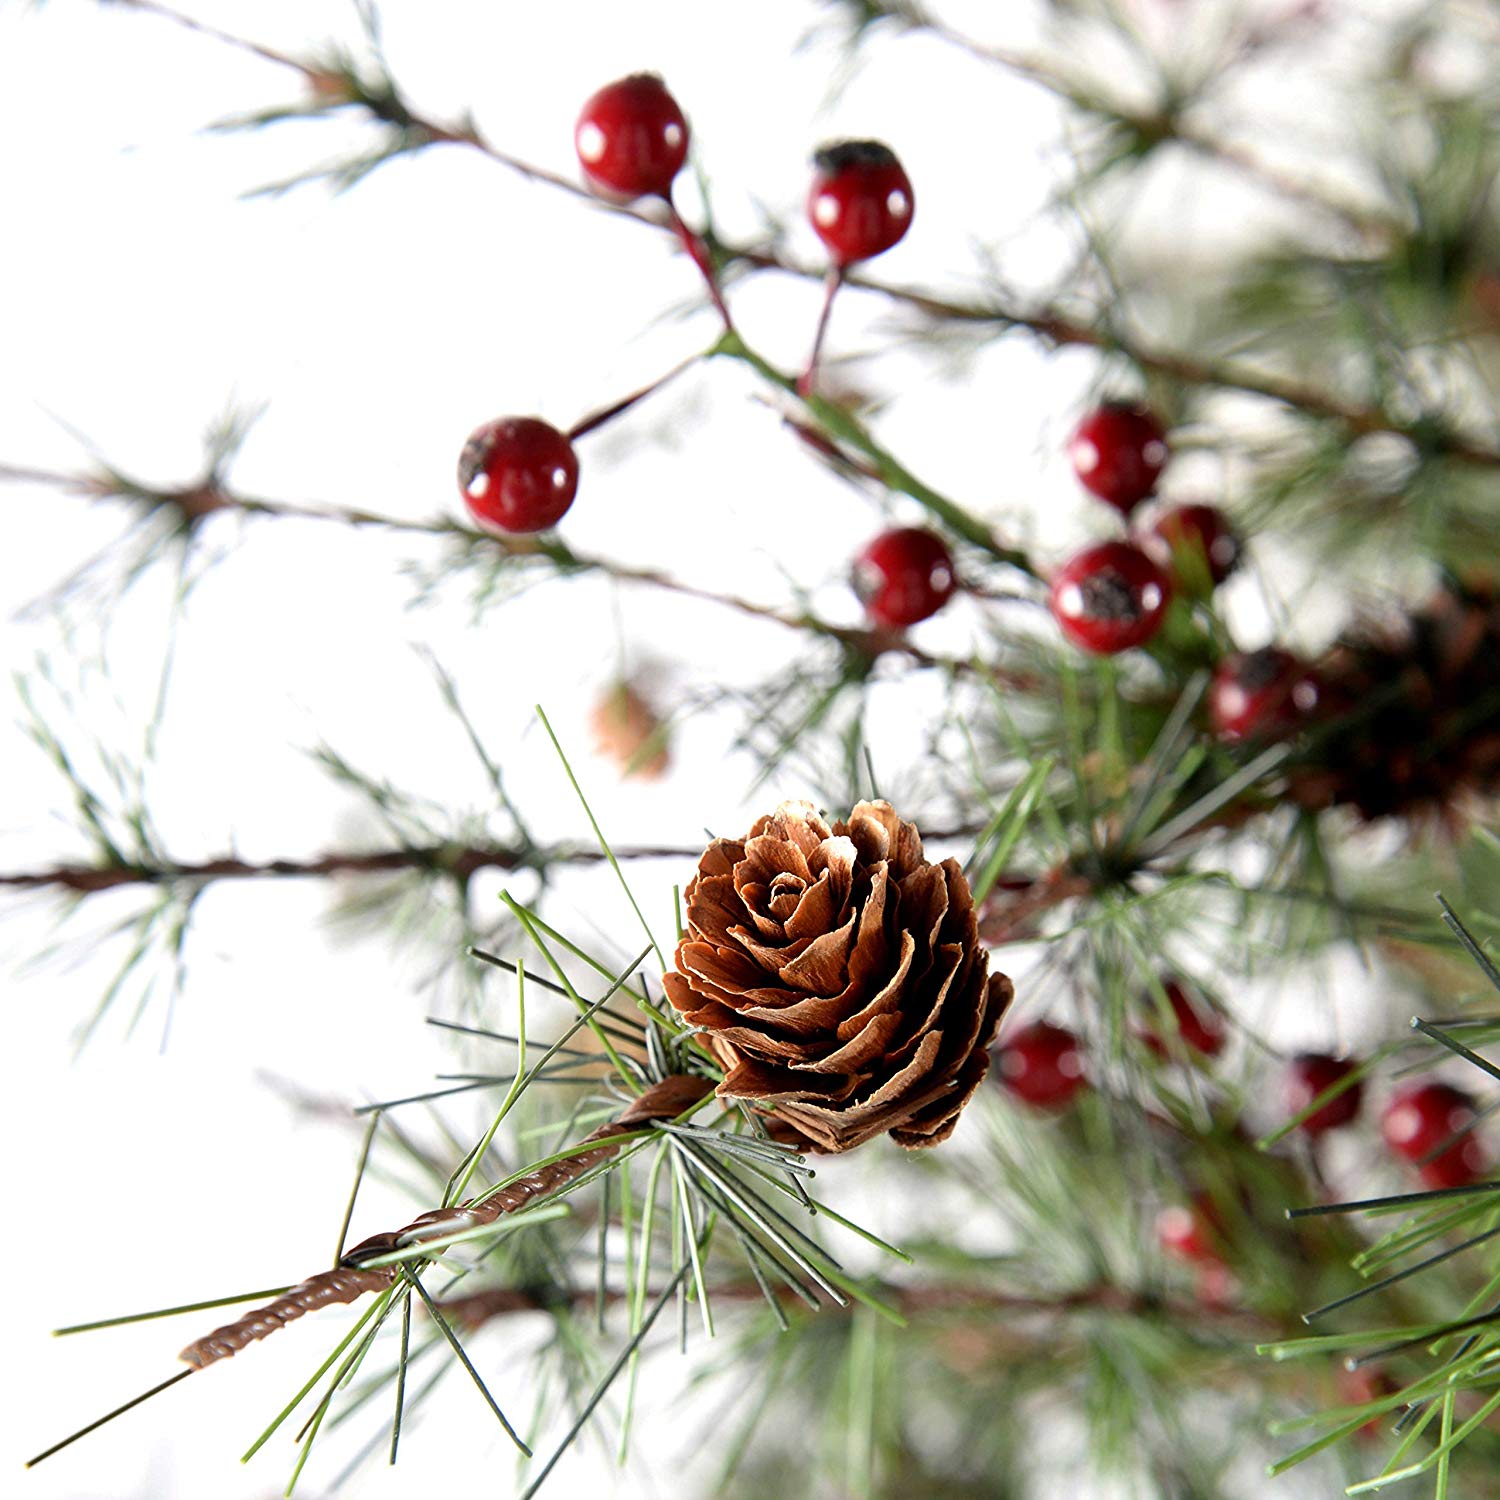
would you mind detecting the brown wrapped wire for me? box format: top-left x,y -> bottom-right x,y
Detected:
179,1073 -> 712,1369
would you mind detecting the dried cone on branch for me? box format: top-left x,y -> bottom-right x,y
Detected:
1291,579 -> 1500,821
663,800 -> 1012,1152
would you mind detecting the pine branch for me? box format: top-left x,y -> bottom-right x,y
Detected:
439,1276 -> 1284,1337
0,843 -> 677,892
0,462 -> 1014,683
176,1074 -> 713,1369
104,0 -> 1500,470
0,822 -> 995,896
900,8 -> 1403,244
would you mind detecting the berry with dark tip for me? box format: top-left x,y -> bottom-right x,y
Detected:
1049,541 -> 1170,654
1208,648 -> 1319,741
808,140 -> 914,265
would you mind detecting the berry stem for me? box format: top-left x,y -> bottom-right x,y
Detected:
666,200 -> 734,333
797,266 -> 845,397
716,331 -> 1038,577
565,348 -> 706,442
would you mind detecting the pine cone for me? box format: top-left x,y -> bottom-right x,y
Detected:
663,800 -> 1012,1153
1291,580 -> 1500,822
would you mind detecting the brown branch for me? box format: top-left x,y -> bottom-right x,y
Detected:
438,1274 -> 1282,1339
0,843 -> 670,893
0,822 -> 995,896
178,1074 -> 713,1368
1,461 -> 1022,683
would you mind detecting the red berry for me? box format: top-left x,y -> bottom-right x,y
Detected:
1144,503 -> 1241,590
1140,979 -> 1225,1059
1418,1148 -> 1487,1191
1157,1196 -> 1223,1265
1381,1082 -> 1489,1187
1049,541 -> 1170,654
808,141 -> 913,265
996,1021 -> 1088,1110
1337,1365 -> 1399,1440
1285,1053 -> 1363,1136
1068,403 -> 1169,514
575,75 -> 689,201
852,527 -> 955,628
1208,648 -> 1319,741
459,417 -> 579,534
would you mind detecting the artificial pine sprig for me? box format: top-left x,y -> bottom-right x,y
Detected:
10,3 -> 1500,1496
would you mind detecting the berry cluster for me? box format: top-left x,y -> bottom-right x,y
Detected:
455,66 -> 941,632
996,999 -> 1493,1321
1050,401 -> 1333,757
1050,401 -> 1246,656
1208,646 -> 1320,742
446,74 -> 1331,800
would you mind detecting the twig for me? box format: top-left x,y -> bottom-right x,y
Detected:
176,1075 -> 713,1370
439,1274 -> 1282,1335
0,462 -> 1011,682
908,13 -> 1402,244
0,819 -> 993,896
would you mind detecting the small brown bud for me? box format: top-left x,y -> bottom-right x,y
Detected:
590,680 -> 669,780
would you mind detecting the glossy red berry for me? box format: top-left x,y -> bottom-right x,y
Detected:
459,417 -> 579,534
1157,1196 -> 1224,1266
1208,648 -> 1319,742
1049,541 -> 1170,654
1068,402 -> 1169,514
1144,503 -> 1241,591
1140,979 -> 1225,1060
996,1021 -> 1088,1110
808,141 -> 913,266
1382,1082 -> 1489,1188
852,527 -> 956,628
575,75 -> 689,200
1285,1053 -> 1363,1136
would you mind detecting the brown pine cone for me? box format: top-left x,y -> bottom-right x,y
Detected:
663,800 -> 1012,1153
1291,580 -> 1500,823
